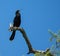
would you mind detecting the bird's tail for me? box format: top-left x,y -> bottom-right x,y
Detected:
9,31 -> 16,41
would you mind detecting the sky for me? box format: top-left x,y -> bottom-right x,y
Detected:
0,0 -> 60,56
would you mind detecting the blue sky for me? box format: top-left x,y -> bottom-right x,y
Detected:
0,0 -> 60,56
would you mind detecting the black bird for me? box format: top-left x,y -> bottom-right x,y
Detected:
9,10 -> 21,41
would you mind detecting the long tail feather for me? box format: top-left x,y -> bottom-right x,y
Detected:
9,31 -> 16,41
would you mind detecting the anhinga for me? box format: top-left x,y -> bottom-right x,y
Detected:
9,10 -> 21,41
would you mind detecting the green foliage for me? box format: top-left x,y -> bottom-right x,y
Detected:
48,29 -> 60,56
45,51 -> 53,56
48,30 -> 60,47
34,52 -> 40,56
34,51 -> 53,56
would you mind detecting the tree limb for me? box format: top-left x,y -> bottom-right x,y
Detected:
9,27 -> 40,54
9,27 -> 53,56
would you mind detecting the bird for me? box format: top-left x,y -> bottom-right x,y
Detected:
9,10 -> 21,41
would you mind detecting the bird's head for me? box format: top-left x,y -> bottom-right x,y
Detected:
15,10 -> 20,16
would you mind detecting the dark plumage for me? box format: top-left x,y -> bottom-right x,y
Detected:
9,10 -> 21,41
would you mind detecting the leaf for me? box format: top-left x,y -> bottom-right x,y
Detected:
34,52 -> 40,56
34,52 -> 45,56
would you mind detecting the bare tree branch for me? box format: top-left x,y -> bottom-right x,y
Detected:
9,27 -> 39,54
9,27 -> 53,56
